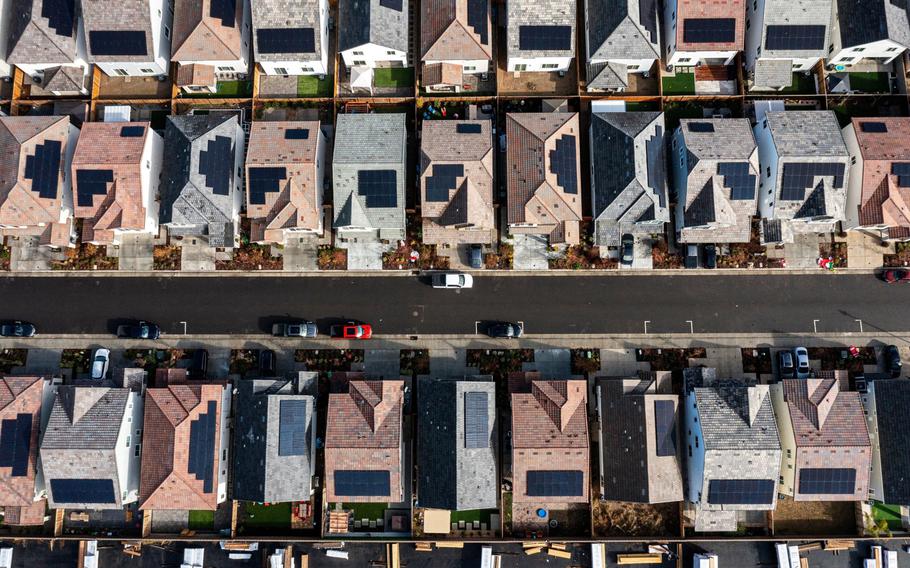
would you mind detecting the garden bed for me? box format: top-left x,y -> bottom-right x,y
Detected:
741,348 -> 772,374
484,244 -> 513,269
216,238 -> 282,270
0,243 -> 9,271
295,349 -> 364,371
153,245 -> 181,270
635,347 -> 707,371
807,346 -> 875,373
819,240 -> 848,268
466,349 -> 534,375
61,349 -> 92,373
652,239 -> 683,269
400,349 -> 429,376
571,348 -> 601,375
229,349 -> 259,375
773,498 -> 856,536
51,244 -> 118,270
383,242 -> 449,270
317,246 -> 347,270
593,500 -> 680,538
549,244 -> 617,269
0,349 -> 26,373
883,242 -> 910,267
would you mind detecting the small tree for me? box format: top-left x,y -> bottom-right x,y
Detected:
864,513 -> 893,538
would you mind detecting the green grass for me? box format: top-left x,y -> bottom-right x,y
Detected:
187,510 -> 214,530
776,72 -> 818,94
872,502 -> 903,530
243,502 -> 291,528
372,68 -> 414,89
297,75 -> 332,97
661,72 -> 695,95
341,502 -> 388,522
624,101 -> 660,111
450,509 -> 496,526
216,80 -> 253,97
848,72 -> 891,93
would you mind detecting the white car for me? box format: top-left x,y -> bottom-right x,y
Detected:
432,273 -> 474,289
91,348 -> 110,380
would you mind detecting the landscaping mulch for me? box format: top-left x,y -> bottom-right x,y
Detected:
485,244 -> 513,269
0,349 -> 26,373
0,243 -> 9,271
593,500 -> 680,538
652,239 -> 683,269
153,245 -> 181,270
807,346 -> 875,373
549,245 -> 617,269
229,349 -> 260,375
51,243 -> 118,270
819,240 -> 848,268
466,349 -> 534,375
570,348 -> 601,375
317,246 -> 347,270
884,242 -> 910,267
400,349 -> 430,376
295,349 -> 364,371
635,348 -> 707,371
717,219 -> 784,269
383,242 -> 449,270
216,243 -> 282,270
741,348 -> 772,374
61,349 -> 92,373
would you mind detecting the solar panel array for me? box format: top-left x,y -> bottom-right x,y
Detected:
248,167 -> 287,205
682,18 -> 736,44
707,479 -> 775,505
198,136 -> 234,196
780,162 -> 844,200
893,163 -> 910,188
357,170 -> 397,208
50,478 -> 116,504
688,122 -> 715,133
549,135 -> 577,194
24,140 -> 62,199
0,414 -> 32,477
257,28 -> 316,54
467,0 -> 488,44
278,399 -> 309,457
334,469 -> 390,496
764,25 -> 826,51
639,0 -> 658,42
518,25 -> 572,51
119,126 -> 145,138
210,0 -> 237,27
456,123 -> 482,134
425,164 -> 464,202
717,162 -> 756,200
526,470 -> 584,497
464,391 -> 489,449
861,122 -> 888,133
89,30 -> 147,56
653,400 -> 676,457
188,400 -> 217,494
76,169 -> 113,207
41,0 -> 75,37
380,0 -> 403,10
798,467 -> 856,495
285,128 -> 310,140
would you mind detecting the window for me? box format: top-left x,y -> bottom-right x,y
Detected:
746,20 -> 750,30
887,47 -> 899,52
222,450 -> 227,461
386,50 -> 396,55
679,57 -> 691,63
353,60 -> 366,66
766,166 -> 771,177
135,429 -> 141,436
840,57 -> 855,63
542,63 -> 558,69
851,156 -> 856,165
164,26 -> 170,38
115,69 -> 128,76
353,50 -> 364,55
627,64 -> 638,70
828,44 -> 834,53
140,68 -> 154,73
688,445 -> 692,457
275,67 -> 288,75
464,65 -> 475,71
134,444 -> 141,457
301,66 -> 313,72
514,64 -> 527,71
218,66 -> 233,72
854,47 -> 865,52
126,435 -> 131,448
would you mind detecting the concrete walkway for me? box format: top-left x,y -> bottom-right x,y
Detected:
282,236 -> 319,271
513,234 -> 548,270
116,234 -> 155,271
180,242 -> 217,271
9,236 -> 63,271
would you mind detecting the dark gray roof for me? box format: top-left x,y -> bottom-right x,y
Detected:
252,0 -> 323,62
872,379 -> 910,504
586,0 -> 660,61
41,387 -> 129,450
339,0 -> 409,53
507,0 -> 575,58
835,0 -> 910,49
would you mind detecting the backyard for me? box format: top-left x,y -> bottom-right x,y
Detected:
182,80 -> 252,98
662,72 -> 695,95
871,502 -> 904,532
297,75 -> 333,97
847,72 -> 891,93
773,498 -> 856,536
242,502 -> 291,530
373,68 -> 414,89
776,72 -> 818,94
187,510 -> 214,531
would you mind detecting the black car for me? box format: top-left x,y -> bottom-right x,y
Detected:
703,244 -> 717,269
469,244 -> 483,269
620,234 -> 634,266
259,349 -> 276,377
187,349 -> 208,380
884,345 -> 902,378
486,321 -> 523,338
116,320 -> 160,340
778,350 -> 795,379
0,321 -> 36,337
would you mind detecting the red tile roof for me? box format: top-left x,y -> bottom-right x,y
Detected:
783,377 -> 870,448
0,376 -> 45,512
852,118 -> 910,231
420,0 -> 491,61
675,0 -> 745,52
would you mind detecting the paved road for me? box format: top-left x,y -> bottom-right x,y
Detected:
0,273 -> 905,336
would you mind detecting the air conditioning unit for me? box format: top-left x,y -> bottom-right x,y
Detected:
31,75 -> 42,84
157,75 -> 167,81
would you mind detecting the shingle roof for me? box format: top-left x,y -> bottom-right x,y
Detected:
758,0 -> 831,58
252,0 -> 322,62
339,0 -> 409,53
326,380 -> 403,450
586,0 -> 660,61
507,0 -> 575,58
587,61 -> 629,90
851,118 -> 910,231
753,59 -> 793,89
872,379 -> 910,504
783,378 -> 870,447
6,0 -> 79,65
421,0 -> 491,61
512,380 -> 588,449
171,0 -> 245,62
81,0 -> 155,62
835,0 -> 910,49
0,377 -> 45,509
674,0 -> 745,52
41,387 -> 129,451
765,111 -> 848,157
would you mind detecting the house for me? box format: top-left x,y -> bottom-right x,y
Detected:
252,0 -> 329,76
770,373 -> 871,501
324,380 -> 404,504
245,121 -> 327,244
338,0 -> 409,69
754,111 -> 850,244
584,0 -> 660,91
506,0 -> 575,72
663,0 -> 745,67
506,112 -> 582,245
71,121 -> 163,246
864,378 -> 910,505
40,386 -> 144,510
419,120 -> 495,249
511,379 -> 589,530
744,0 -> 831,91
139,378 -> 231,513
6,0 -> 90,95
671,118 -> 759,244
417,376 -> 497,512
590,111 -> 669,248
232,379 -> 316,504
420,0 -> 492,92
683,368 -> 781,533
332,113 -> 406,242
841,117 -> 910,240
171,0 -> 251,93
828,0 -> 909,68
0,0 -> 12,79
0,376 -> 55,526
595,372 -> 683,504
81,0 -> 173,77
0,116 -> 80,249
159,113 -> 244,248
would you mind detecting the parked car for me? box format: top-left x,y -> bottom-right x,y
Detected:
884,345 -> 902,377
685,245 -> 699,269
187,349 -> 208,380
703,244 -> 717,269
432,273 -> 474,289
90,348 -> 110,380
116,320 -> 160,340
330,322 -> 372,339
258,349 -> 276,377
794,347 -> 810,379
469,244 -> 483,269
272,321 -> 318,337
883,269 -> 910,283
486,321 -> 523,338
621,234 -> 634,266
778,350 -> 795,379
0,321 -> 36,337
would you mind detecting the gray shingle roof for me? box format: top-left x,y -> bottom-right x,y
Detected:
759,0 -> 831,58
6,0 -> 78,65
587,61 -> 629,90
872,379 -> 910,504
81,0 -> 155,63
753,59 -> 793,89
507,0 -> 576,58
586,0 -> 660,61
339,0 -> 409,53
251,0 -> 323,63
835,0 -> 910,49
765,111 -> 849,157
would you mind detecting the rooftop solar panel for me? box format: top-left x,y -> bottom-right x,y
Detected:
334,470 -> 390,496
357,170 -> 397,208
119,126 -> 145,138
639,0 -> 658,43
798,467 -> 856,495
549,134 -> 577,194
198,135 -> 234,196
682,18 -> 736,44
464,391 -> 489,449
76,169 -> 113,207
707,479 -> 775,505
89,30 -> 147,56
653,400 -> 676,457
285,128 -> 310,140
518,25 -> 572,51
688,122 -> 714,133
257,28 -> 316,54
456,123 -> 482,134
50,478 -> 116,504
425,164 -> 464,202
526,470 -> 584,497
467,0 -> 489,44
248,167 -> 287,205
780,162 -> 844,200
42,0 -> 75,37
24,139 -> 62,199
765,25 -> 826,51
278,399 -> 309,457
0,414 -> 32,477
379,0 -> 403,10
210,0 -> 237,27
861,121 -> 888,133
188,400 -> 217,494
893,163 -> 910,188
717,162 -> 756,200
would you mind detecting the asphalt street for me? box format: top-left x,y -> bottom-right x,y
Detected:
0,273 -> 907,336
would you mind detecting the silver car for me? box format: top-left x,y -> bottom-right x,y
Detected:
91,348 -> 110,380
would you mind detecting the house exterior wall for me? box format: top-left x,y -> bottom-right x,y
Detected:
841,123 -> 866,229
117,391 -> 144,505
0,0 -> 11,78
754,118 -> 779,218
424,59 -> 490,74
862,386 -> 884,502
744,0 -> 765,71
33,380 -> 59,499
507,56 -> 573,73
340,43 -> 408,68
141,129 -> 164,236
216,385 -> 231,505
770,383 -> 797,497
59,124 -> 81,229
829,28 -> 905,66
684,390 -> 707,503
671,127 -> 689,236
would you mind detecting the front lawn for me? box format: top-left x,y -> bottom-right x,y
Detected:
848,72 -> 891,93
372,68 -> 414,89
298,75 -> 333,97
244,502 -> 291,529
662,72 -> 695,95
188,510 -> 214,530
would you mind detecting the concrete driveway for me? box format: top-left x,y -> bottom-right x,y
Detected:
513,234 -> 549,270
